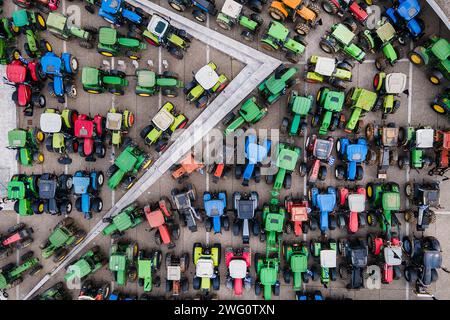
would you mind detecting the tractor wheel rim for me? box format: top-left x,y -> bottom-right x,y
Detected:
38,154 -> 44,162
101,52 -> 113,57
38,203 -> 44,213
13,51 -> 20,60
433,104 -> 445,113
38,15 -> 45,27
430,76 -> 439,84
367,215 -> 372,224
170,3 -> 182,11
139,93 -> 150,97
88,90 -> 99,94
98,174 -> 104,185
45,42 -> 52,52
98,201 -> 103,211
367,186 -> 372,197
36,131 -> 44,141
410,54 -> 421,64
71,58 -> 78,71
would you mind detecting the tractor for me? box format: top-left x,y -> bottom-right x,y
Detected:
320,23 -> 367,63
7,128 -> 44,166
97,0 -> 148,28
74,113 -> 107,162
46,11 -> 96,48
82,66 -> 129,95
137,249 -> 162,292
225,247 -> 252,296
398,127 -> 435,170
254,252 -> 281,300
165,253 -> 190,296
281,91 -> 312,136
40,108 -> 78,165
404,181 -> 440,232
266,143 -> 300,191
299,134 -> 334,183
337,238 -> 369,289
104,107 -> 134,147
283,242 -> 308,291
258,64 -> 298,105
6,58 -> 46,116
232,192 -> 260,244
32,282 -> 70,300
192,243 -> 221,294
0,16 -> 20,65
168,0 -> 218,23
366,182 -> 401,241
107,140 -> 152,190
38,173 -> 73,216
184,62 -> 229,108
135,69 -> 184,97
7,174 -> 43,216
336,186 -> 366,233
285,196 -> 316,236
203,191 -> 229,233
97,27 -> 146,60
78,281 -> 111,300
171,152 -> 204,182
13,0 -> 60,13
320,0 -> 369,25
73,170 -> 104,220
344,87 -> 378,133
309,238 -> 338,288
102,203 -> 145,238
312,87 -> 345,135
385,0 -> 424,42
142,14 -> 192,59
429,129 -> 450,178
305,55 -> 354,90
260,197 -> 285,246
216,0 -> 263,41
64,247 -> 106,285
40,217 -> 86,263
144,200 -> 180,248
223,96 -> 267,136
12,9 -> 51,58
108,241 -> 139,287
140,102 -> 188,153
309,187 -> 338,234
0,223 -> 34,260
408,36 -> 449,85
171,184 -> 201,232
268,0 -> 321,35
430,89 -> 450,118
260,20 -> 306,63
235,135 -> 271,186
335,137 -> 369,181
372,72 -> 407,119
40,52 -> 78,103
367,234 -> 402,284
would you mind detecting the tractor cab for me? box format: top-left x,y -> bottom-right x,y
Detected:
290,205 -> 308,223
396,0 -> 420,20
415,128 -> 434,148
106,112 -> 123,131
229,259 -> 247,279
195,259 -> 214,278
41,53 -> 62,76
167,265 -> 181,281
348,194 -> 365,213
384,73 -> 407,94
136,70 -> 155,89
320,250 -> 336,269
350,246 -> 368,268
346,143 -> 368,162
153,107 -> 175,131
204,199 -> 225,217
146,15 -> 169,40
313,137 -> 334,160
375,21 -> 396,43
246,137 -> 270,164
194,64 -> 219,90
313,56 -> 336,76
74,118 -> 94,139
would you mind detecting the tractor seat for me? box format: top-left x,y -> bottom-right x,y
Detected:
291,207 -> 308,222
350,248 -> 368,268
423,251 -> 442,269
195,259 -> 214,278
106,112 -> 123,130
229,259 -> 247,279
237,200 -> 255,220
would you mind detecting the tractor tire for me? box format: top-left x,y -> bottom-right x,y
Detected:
212,275 -> 220,290
284,173 -> 292,189
92,198 -> 103,213
241,30 -> 254,42
320,38 -> 336,54
329,214 -> 337,230
75,197 -> 82,212
318,166 -> 327,181
366,212 -> 377,227
404,266 -> 418,283
193,276 -> 201,290
162,88 -> 178,98
283,268 -> 291,284
192,10 -> 207,23
252,220 -> 260,236
429,70 -> 444,85
249,0 -> 263,13
295,23 -> 310,36
321,0 -> 338,14
343,18 -> 357,32
286,51 -> 300,64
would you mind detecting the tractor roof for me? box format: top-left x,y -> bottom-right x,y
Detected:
109,254 -> 127,271
291,206 -> 308,221
47,12 -> 68,31
8,129 -> 27,148
350,248 -> 368,267
314,57 -> 336,76
75,119 -> 94,138
276,148 -> 299,171
49,227 -> 70,246
237,200 -> 255,219
38,179 -> 57,199
290,254 -> 308,272
375,21 -> 396,43
320,250 -> 336,268
352,88 -> 378,110
167,265 -> 181,281
99,27 -> 118,45
316,194 -> 336,212
348,194 -> 365,213
381,127 -> 399,146
67,259 -> 92,278
221,0 -> 243,19
291,95 -> 313,115
415,128 -> 434,148
106,112 -> 123,130
41,53 -> 62,75
152,106 -> 175,131
195,64 -> 219,90
346,144 -> 368,162
147,15 -> 169,38
384,246 -> 402,266
102,0 -> 122,14
385,73 -> 407,94
112,212 -> 134,231
267,20 -> 289,42
82,67 -> 101,86
260,266 -> 277,284
12,10 -> 29,28
324,91 -> 345,111
40,113 -> 62,133
264,213 -> 284,233
332,24 -> 355,46
431,38 -> 450,61
246,142 -> 269,163
137,70 -> 156,87
382,192 -> 401,211
7,181 -> 26,199
314,139 -> 333,159
195,259 -> 214,278
229,259 -> 247,279
397,0 -> 420,20
204,199 -> 225,217
73,176 -> 90,195
6,62 -> 27,83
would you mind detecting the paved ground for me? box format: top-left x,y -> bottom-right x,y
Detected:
1,0 -> 449,300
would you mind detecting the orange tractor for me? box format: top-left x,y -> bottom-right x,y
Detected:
429,130 -> 450,179
171,153 -> 205,183
144,199 -> 180,249
268,0 -> 321,35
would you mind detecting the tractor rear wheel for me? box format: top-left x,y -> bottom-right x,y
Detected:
321,0 -> 338,14
249,0 -> 263,13
295,23 -> 310,36
269,7 -> 285,21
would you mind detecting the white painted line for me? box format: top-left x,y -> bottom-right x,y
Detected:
426,0 -> 450,30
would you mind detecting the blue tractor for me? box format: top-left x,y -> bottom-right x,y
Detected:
73,170 -> 104,220
98,0 -> 148,29
235,135 -> 271,186
335,138 -> 368,181
40,52 -> 78,103
309,187 -> 337,234
203,191 -> 229,234
168,0 -> 218,23
385,0 -> 424,43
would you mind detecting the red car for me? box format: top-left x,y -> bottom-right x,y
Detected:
0,223 -> 34,260
13,0 -> 60,12
74,114 -> 106,161
144,199 -> 180,248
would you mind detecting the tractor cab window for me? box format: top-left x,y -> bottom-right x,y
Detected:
110,0 -> 119,9
154,21 -> 167,35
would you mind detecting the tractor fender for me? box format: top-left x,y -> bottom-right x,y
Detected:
269,2 -> 289,19
61,53 -> 75,73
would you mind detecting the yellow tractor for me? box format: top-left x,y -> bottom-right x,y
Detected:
269,0 -> 321,35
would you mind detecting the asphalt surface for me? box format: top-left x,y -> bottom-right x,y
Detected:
1,0 -> 450,300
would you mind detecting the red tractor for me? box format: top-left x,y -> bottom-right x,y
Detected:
321,0 -> 369,28
284,196 -> 316,236
299,134 -> 335,183
430,130 -> 450,179
144,199 -> 180,248
13,0 -> 60,13
0,223 -> 34,260
336,186 -> 367,233
225,247 -> 252,296
6,59 -> 46,116
74,114 -> 106,162
367,234 -> 402,284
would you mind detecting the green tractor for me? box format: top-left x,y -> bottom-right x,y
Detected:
281,91 -> 313,136
7,128 -> 44,166
12,9 -> 52,58
430,88 -> 450,117
81,67 -> 129,95
0,16 -> 21,65
320,23 -> 366,63
137,249 -> 162,292
254,253 -> 280,300
312,87 -> 345,135
258,64 -> 299,105
344,87 -> 378,133
46,11 -> 97,48
32,282 -> 70,300
309,238 -> 338,288
40,217 -> 87,263
106,140 -> 153,190
109,241 -> 138,287
193,243 -> 221,294
305,55 -> 354,90
267,143 -> 300,191
0,251 -> 43,299
260,20 -> 306,63
398,127 -> 435,170
366,182 -> 401,241
223,96 -> 267,136
260,197 -> 285,246
64,246 -> 106,284
105,107 -> 134,147
102,203 -> 145,238
97,27 -> 146,60
408,36 -> 450,85
135,69 -> 184,97
7,174 -> 44,216
283,242 -> 308,291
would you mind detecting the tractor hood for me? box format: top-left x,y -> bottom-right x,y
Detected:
385,73 -> 407,94
229,259 -> 247,279
316,194 -> 336,212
